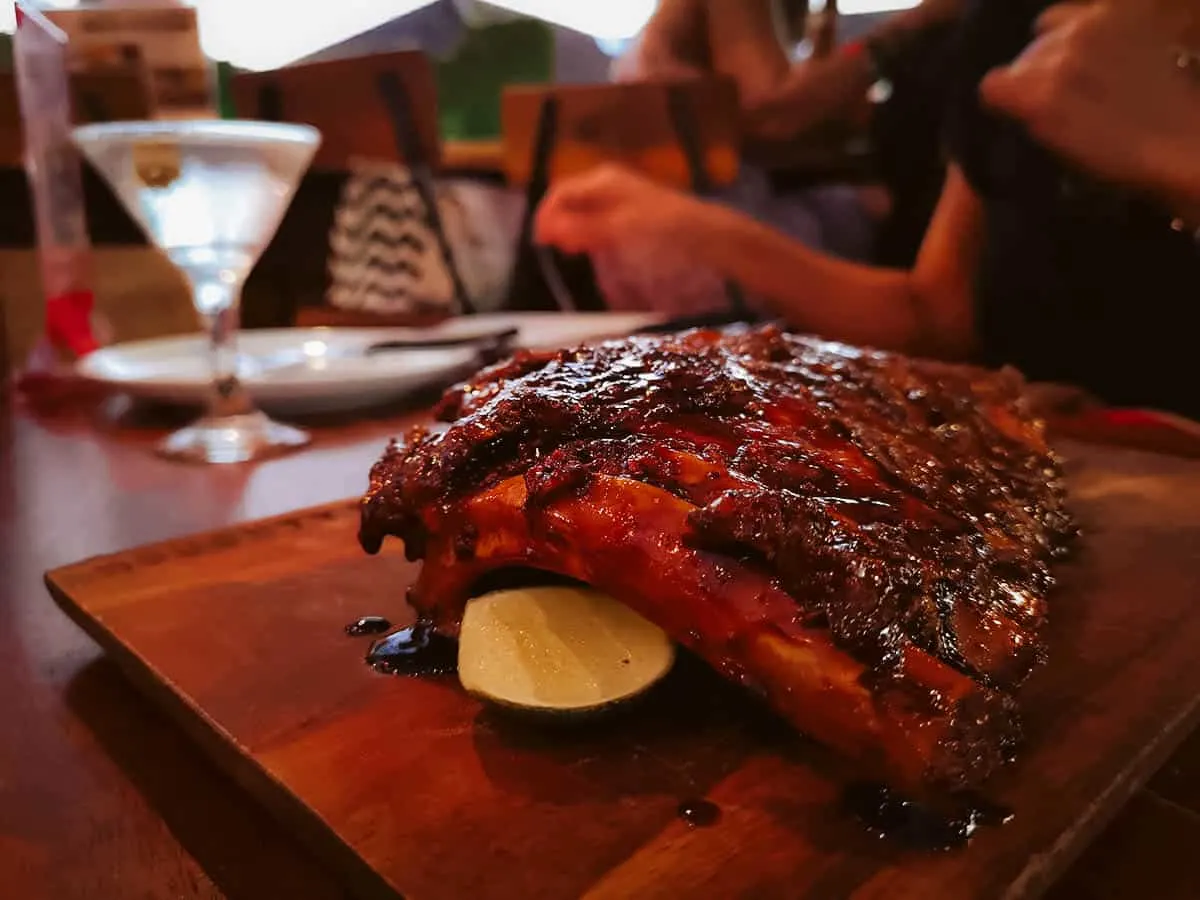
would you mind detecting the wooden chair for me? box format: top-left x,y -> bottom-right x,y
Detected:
70,64 -> 156,124
500,77 -> 746,314
230,51 -> 473,327
0,56 -> 155,164
502,77 -> 740,196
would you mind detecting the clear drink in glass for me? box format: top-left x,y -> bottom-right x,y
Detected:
73,119 -> 321,464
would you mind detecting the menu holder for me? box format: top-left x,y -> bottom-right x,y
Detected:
231,52 -> 442,173
231,51 -> 473,321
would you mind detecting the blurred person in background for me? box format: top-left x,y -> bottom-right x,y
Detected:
980,0 -> 1200,227
621,0 -> 961,146
537,0 -> 1200,418
589,0 -> 966,314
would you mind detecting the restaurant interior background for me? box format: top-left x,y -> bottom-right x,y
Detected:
1,2 -> 911,69
0,0 -> 910,364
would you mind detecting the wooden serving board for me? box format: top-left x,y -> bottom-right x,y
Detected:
46,442 -> 1200,900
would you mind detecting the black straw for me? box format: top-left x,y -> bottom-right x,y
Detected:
666,84 -> 750,319
375,70 -> 476,315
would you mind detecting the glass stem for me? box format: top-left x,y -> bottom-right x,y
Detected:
192,276 -> 255,419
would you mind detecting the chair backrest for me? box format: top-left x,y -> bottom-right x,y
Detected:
70,63 -> 156,124
230,50 -> 442,172
501,77 -> 740,190
232,51 -> 478,326
0,73 -> 22,169
0,61 -> 155,168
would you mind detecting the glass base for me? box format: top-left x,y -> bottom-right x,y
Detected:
157,411 -> 311,464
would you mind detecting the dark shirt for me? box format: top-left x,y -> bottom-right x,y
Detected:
946,0 -> 1200,418
870,22 -> 959,268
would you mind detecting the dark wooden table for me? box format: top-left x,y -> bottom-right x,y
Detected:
1,391 -> 1197,900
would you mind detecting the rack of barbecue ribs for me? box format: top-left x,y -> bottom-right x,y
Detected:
360,325 -> 1075,795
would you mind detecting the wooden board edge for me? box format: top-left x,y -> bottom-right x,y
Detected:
44,499 -> 360,589
1003,694 -> 1200,900
44,574 -> 403,900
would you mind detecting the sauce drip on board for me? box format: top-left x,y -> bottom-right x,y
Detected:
843,783 -> 1014,850
345,616 -> 392,636
677,798 -> 721,828
366,621 -> 458,676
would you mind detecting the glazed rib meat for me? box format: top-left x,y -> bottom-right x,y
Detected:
360,325 -> 1074,794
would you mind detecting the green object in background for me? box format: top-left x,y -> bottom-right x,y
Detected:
0,33 -> 12,72
435,18 -> 554,142
215,60 -> 236,119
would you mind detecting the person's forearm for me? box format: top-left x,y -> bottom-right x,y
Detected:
681,202 -> 924,351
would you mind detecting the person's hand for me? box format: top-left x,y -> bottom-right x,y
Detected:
533,165 -> 708,256
612,36 -> 708,82
980,1 -> 1200,216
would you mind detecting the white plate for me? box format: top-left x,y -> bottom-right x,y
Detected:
76,313 -> 662,416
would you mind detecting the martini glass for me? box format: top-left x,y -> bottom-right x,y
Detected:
72,120 -> 321,464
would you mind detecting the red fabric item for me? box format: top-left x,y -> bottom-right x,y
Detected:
841,39 -> 867,59
44,289 -> 100,358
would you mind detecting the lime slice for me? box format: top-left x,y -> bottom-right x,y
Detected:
458,585 -> 675,715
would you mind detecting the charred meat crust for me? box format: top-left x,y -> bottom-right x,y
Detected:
359,325 -> 1075,793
